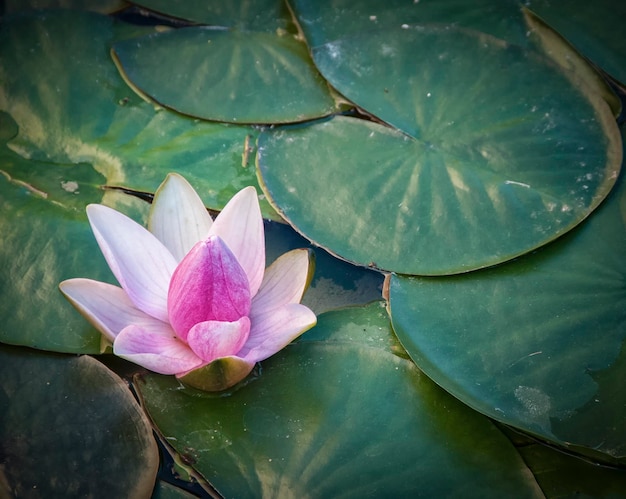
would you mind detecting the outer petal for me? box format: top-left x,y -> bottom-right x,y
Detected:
59,278 -> 170,342
186,317 -> 251,363
87,204 -> 177,322
114,324 -> 203,375
209,186 -> 265,296
168,236 -> 251,340
250,248 -> 314,316
148,173 -> 213,262
240,303 -> 317,363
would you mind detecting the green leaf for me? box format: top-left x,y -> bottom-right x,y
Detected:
289,0 -> 531,49
151,481 -> 200,499
525,0 -> 626,88
257,24 -> 621,275
112,28 -> 339,124
0,144 -> 110,353
136,305 -> 544,498
519,442 -> 626,498
387,129 -> 626,464
0,10 -> 279,219
0,344 -> 158,497
2,0 -> 126,14
297,301 -> 408,359
128,0 -> 292,32
523,8 -> 621,117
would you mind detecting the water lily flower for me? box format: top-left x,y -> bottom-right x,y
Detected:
60,173 -> 316,391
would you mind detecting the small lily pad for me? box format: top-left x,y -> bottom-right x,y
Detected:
112,28 -> 339,124
0,344 -> 158,497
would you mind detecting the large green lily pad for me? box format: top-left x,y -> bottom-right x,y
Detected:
0,344 -> 158,497
258,24 -> 622,275
137,304 -> 543,498
128,0 -> 292,32
0,10 -> 279,218
112,28 -> 339,124
388,130 -> 626,464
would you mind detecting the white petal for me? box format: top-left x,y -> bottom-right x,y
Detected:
240,303 -> 317,363
148,173 -> 213,262
59,278 -> 171,342
114,324 -> 203,375
250,249 -> 313,316
87,204 -> 177,322
209,186 -> 265,296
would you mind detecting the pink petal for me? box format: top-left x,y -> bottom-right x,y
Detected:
113,324 -> 203,374
59,278 -> 170,342
168,235 -> 251,340
87,204 -> 177,322
186,316 -> 251,363
148,173 -> 213,262
240,303 -> 317,363
250,249 -> 313,316
209,186 -> 265,296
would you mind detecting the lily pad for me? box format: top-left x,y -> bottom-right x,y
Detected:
0,344 -> 158,497
526,0 -> 626,88
112,28 -> 339,124
289,0 -> 530,48
0,10 -> 279,219
128,0 -> 292,32
387,130 -> 626,463
518,442 -> 626,498
0,144 -> 110,353
257,24 -> 622,275
136,304 -> 543,498
2,0 -> 126,13
522,8 -> 621,117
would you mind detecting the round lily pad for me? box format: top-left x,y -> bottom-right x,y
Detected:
136,304 -> 543,498
388,131 -> 626,464
257,24 -> 622,275
112,28 -> 339,124
0,344 -> 158,497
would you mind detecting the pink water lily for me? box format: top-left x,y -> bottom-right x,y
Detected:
60,173 -> 316,391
